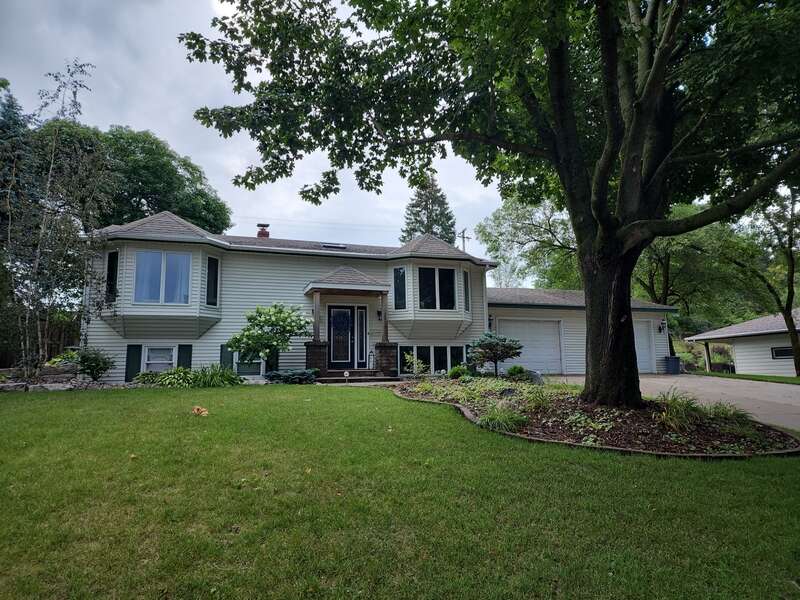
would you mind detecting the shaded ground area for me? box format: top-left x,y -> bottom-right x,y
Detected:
1,385 -> 799,598
560,374 -> 800,430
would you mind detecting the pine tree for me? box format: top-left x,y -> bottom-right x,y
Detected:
399,175 -> 456,244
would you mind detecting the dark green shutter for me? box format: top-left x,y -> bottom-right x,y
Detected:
177,345 -> 192,368
264,348 -> 279,372
125,345 -> 142,382
220,344 -> 233,368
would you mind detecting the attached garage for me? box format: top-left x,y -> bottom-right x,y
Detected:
497,318 -> 563,374
488,288 -> 675,375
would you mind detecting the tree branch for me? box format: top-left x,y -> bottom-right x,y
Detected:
672,131 -> 800,164
616,0 -> 687,219
591,0 -> 624,231
619,147 -> 800,248
546,35 -> 595,243
388,131 -> 550,159
514,73 -> 558,161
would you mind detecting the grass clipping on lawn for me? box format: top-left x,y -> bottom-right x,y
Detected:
398,377 -> 798,455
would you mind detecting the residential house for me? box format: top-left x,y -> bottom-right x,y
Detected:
686,311 -> 800,376
86,211 -> 675,382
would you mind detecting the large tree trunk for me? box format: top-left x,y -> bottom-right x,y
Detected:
580,245 -> 645,407
780,310 -> 800,376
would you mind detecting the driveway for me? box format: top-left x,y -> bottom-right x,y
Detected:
559,374 -> 800,431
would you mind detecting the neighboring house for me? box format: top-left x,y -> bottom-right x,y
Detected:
686,310 -> 800,376
85,211 -> 675,382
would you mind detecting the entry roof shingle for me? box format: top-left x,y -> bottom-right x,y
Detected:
487,288 -> 676,312
309,266 -> 387,288
685,309 -> 800,342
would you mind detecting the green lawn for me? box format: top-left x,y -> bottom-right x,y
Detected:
1,386 -> 799,599
689,370 -> 800,385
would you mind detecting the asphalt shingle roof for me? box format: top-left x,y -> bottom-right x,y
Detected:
98,211 -> 494,265
309,266 -> 387,288
685,309 -> 799,342
487,288 -> 676,312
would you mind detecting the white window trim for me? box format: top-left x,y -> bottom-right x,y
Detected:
105,249 -> 120,301
399,344 -> 468,373
329,306 -> 353,364
771,346 -> 794,360
234,351 -> 265,376
133,250 -> 192,305
142,345 -> 177,373
392,266 -> 407,310
462,269 -> 471,312
356,304 -> 368,366
205,255 -> 221,307
418,266 -> 458,311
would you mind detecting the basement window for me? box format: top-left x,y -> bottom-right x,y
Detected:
144,346 -> 175,373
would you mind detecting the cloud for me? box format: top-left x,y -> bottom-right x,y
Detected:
1,0 -> 503,265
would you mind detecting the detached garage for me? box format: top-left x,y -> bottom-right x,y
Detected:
685,309 -> 800,376
488,288 -> 675,375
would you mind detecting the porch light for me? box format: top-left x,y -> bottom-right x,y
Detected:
658,319 -> 667,333
377,309 -> 383,321
488,315 -> 494,330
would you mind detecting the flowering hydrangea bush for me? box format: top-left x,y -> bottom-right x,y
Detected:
226,304 -> 311,362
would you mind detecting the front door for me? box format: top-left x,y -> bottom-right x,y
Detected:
328,305 -> 355,369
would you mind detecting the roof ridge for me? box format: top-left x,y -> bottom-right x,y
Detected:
159,211 -> 214,236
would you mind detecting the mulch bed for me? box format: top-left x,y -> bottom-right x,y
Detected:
395,381 -> 800,457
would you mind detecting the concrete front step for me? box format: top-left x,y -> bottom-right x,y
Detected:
326,369 -> 381,377
317,376 -> 402,384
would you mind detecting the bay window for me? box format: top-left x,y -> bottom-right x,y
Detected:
418,267 -> 456,310
134,250 -> 191,304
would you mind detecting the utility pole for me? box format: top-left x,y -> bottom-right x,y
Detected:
457,228 -> 471,251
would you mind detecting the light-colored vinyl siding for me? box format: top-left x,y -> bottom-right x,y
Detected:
732,334 -> 796,376
488,306 -> 670,374
86,245 -> 491,383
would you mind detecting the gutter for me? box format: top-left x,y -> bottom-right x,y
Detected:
488,302 -> 677,313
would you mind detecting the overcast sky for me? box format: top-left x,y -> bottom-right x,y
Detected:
1,0 -> 503,266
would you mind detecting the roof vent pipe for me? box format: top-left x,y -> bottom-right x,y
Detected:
257,223 -> 270,238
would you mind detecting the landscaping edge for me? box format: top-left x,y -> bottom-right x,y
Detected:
391,387 -> 800,460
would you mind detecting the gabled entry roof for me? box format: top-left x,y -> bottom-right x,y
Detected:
304,266 -> 390,295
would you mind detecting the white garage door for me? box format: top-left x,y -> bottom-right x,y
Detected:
497,319 -> 562,374
634,320 -> 654,373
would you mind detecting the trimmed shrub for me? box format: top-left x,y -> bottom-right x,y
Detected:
470,332 -> 523,376
76,347 -> 115,381
506,364 -> 542,382
448,364 -> 469,379
264,369 -> 318,384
